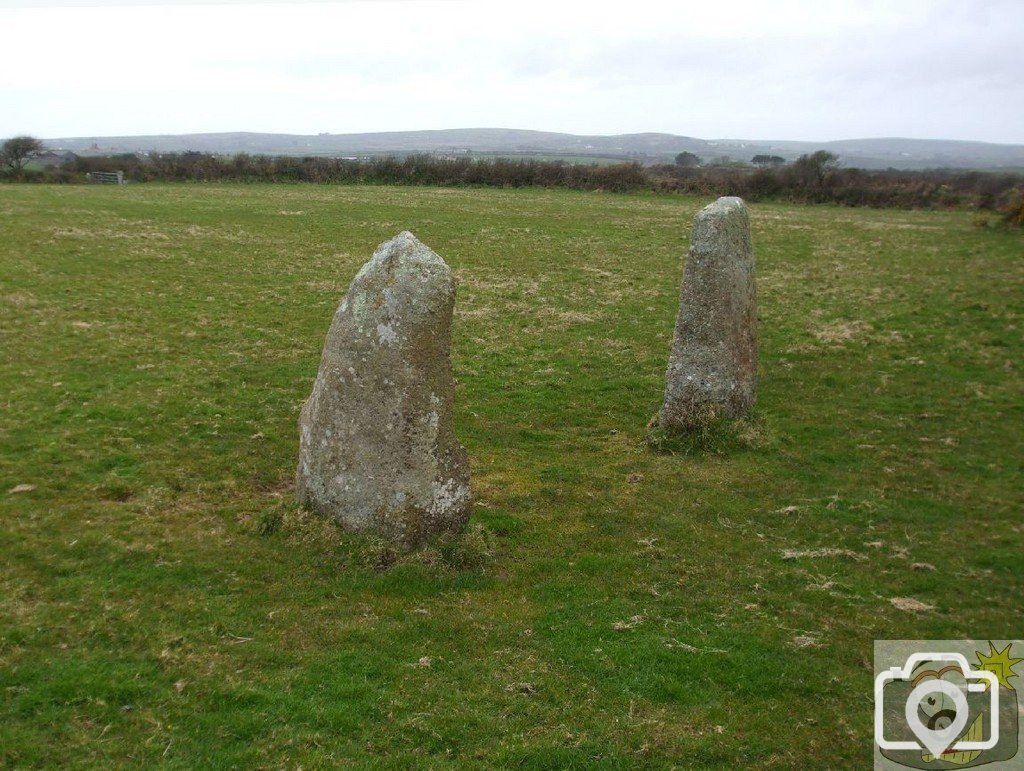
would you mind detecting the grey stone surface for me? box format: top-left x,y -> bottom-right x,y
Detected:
297,231 -> 471,548
660,196 -> 757,428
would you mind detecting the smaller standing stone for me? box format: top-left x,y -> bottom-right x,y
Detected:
296,232 -> 471,549
660,196 -> 757,429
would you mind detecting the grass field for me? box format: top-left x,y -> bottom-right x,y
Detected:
472,153 -> 631,166
1,183 -> 1022,768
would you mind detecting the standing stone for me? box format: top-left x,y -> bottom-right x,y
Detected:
659,196 -> 757,429
297,231 -> 471,549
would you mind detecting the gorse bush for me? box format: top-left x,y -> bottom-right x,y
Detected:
1000,190 -> 1024,227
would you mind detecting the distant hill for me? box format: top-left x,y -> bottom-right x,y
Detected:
44,128 -> 1024,171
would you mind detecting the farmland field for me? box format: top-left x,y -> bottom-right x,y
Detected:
1,183 -> 1022,768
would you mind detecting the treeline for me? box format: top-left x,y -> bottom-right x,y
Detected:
647,163 -> 1024,211
45,152 -> 650,192
8,150 -> 1024,214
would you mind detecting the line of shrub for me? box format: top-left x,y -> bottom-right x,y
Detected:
31,153 -> 649,193
6,151 -> 1024,216
647,164 -> 1024,213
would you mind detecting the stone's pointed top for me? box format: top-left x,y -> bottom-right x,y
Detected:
691,197 -> 751,255
384,230 -> 420,251
373,230 -> 448,266
700,196 -> 748,216
355,231 -> 453,289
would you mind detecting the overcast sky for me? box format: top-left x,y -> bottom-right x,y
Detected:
1,0 -> 1021,143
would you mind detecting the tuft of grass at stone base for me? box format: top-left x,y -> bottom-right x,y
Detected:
645,406 -> 775,456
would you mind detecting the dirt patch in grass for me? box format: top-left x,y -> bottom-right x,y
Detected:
813,319 -> 873,345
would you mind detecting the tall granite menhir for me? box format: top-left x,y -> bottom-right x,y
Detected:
660,197 -> 757,429
297,232 -> 471,549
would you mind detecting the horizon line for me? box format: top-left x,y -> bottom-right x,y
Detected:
32,127 -> 1024,148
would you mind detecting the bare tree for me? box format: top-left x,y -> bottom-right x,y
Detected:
2,135 -> 45,173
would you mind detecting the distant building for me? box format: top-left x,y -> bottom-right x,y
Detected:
433,149 -> 472,160
33,151 -> 79,168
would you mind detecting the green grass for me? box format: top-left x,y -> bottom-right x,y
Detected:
1,183 -> 1021,767
473,152 -> 631,165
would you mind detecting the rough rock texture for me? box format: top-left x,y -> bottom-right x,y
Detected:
660,196 -> 757,428
297,231 -> 471,548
